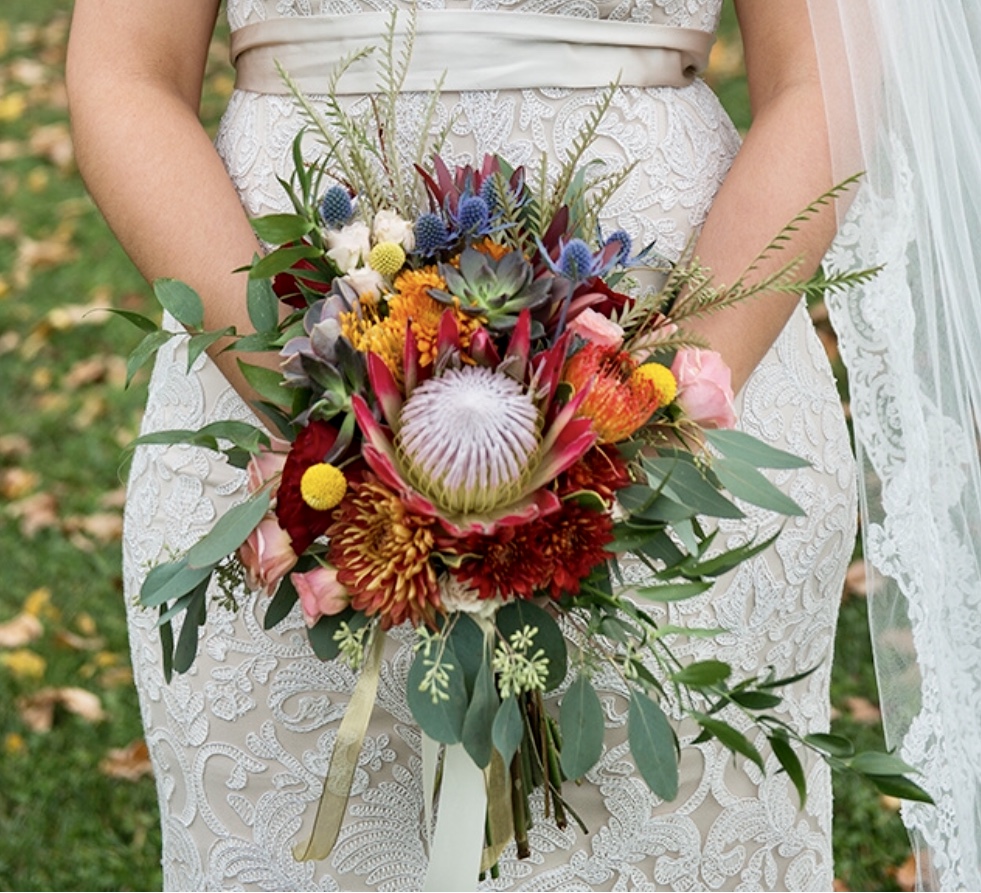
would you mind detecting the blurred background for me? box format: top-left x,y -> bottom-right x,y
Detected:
0,2 -> 915,890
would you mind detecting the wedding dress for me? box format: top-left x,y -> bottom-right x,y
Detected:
121,1 -> 857,889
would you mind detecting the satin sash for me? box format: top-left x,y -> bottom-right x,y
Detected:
231,11 -> 714,94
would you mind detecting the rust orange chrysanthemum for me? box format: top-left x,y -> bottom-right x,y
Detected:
562,344 -> 674,443
327,477 -> 442,629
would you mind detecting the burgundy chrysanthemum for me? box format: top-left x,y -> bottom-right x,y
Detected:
453,500 -> 614,602
327,477 -> 441,629
558,445 -> 632,505
275,420 -> 340,554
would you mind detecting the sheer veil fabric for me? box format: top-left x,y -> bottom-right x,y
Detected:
808,1 -> 981,888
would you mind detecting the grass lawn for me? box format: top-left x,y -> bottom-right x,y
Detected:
0,2 -> 912,890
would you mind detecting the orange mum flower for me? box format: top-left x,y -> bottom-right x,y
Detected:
562,344 -> 675,443
327,478 -> 442,629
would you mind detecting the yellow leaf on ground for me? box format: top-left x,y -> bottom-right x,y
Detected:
5,491 -> 59,537
0,466 -> 39,500
3,732 -> 26,756
23,587 -> 54,618
0,613 -> 43,648
54,629 -> 106,652
843,695 -> 882,725
0,649 -> 47,680
100,739 -> 153,782
0,93 -> 26,122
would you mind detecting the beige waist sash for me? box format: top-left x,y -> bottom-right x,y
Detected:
231,11 -> 714,94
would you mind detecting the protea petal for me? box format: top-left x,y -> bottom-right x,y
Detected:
403,320 -> 421,398
469,327 -> 500,368
366,352 -> 403,430
528,423 -> 597,492
500,309 -> 532,382
437,487 -> 561,538
434,308 -> 461,368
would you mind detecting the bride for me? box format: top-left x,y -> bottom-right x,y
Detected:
65,0 -> 981,889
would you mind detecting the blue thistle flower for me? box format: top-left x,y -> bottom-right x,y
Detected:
456,194 -> 491,235
558,238 -> 596,282
604,230 -> 633,264
319,185 -> 353,228
414,212 -> 451,256
479,177 -> 499,213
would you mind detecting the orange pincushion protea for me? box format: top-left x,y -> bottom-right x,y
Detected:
562,344 -> 675,443
327,477 -> 442,629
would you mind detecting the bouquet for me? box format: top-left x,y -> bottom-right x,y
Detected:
118,19 -> 929,885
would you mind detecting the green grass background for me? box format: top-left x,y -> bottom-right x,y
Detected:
0,2 -> 911,890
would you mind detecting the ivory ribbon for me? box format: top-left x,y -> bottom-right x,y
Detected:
293,628 -> 386,862
423,742 -> 489,892
231,10 -> 714,95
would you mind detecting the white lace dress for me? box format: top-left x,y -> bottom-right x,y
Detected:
122,1 -> 858,889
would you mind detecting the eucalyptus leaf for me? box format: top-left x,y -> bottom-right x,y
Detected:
264,575 -> 300,630
159,605 -> 175,683
127,329 -> 173,386
628,691 -> 678,800
559,674 -> 604,780
867,774 -> 934,803
251,213 -> 314,245
696,715 -> 765,772
728,690 -> 783,711
185,492 -> 272,569
250,244 -> 322,280
238,360 -> 292,409
670,659 -> 731,687
154,278 -> 204,330
703,429 -> 811,470
247,277 -> 282,334
141,559 -> 214,608
712,458 -> 805,517
632,580 -> 712,604
103,307 -> 160,333
173,582 -> 208,674
675,532 -> 780,580
492,696 -> 524,767
406,645 -> 468,745
445,614 -> 485,695
804,732 -> 855,759
496,600 -> 567,692
848,751 -> 920,777
187,329 -> 235,371
462,656 -> 500,768
770,735 -> 807,806
644,457 -> 745,520
306,607 -> 363,660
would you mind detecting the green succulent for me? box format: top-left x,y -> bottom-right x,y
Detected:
431,246 -> 555,332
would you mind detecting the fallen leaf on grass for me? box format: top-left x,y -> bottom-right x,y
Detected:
31,122 -> 76,171
64,511 -> 123,549
63,355 -> 128,390
17,686 -> 107,733
0,648 -> 47,680
844,559 -> 868,598
12,234 -> 78,288
100,739 -> 153,782
880,794 -> 902,812
5,491 -> 59,537
0,466 -> 39,500
0,612 -> 43,648
843,695 -> 881,725
891,854 -> 918,892
832,879 -> 850,892
54,629 -> 106,652
0,433 -> 30,458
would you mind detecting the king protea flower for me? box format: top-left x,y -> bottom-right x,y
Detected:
352,310 -> 597,536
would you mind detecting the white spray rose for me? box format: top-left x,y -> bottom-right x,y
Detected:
325,222 -> 371,273
342,266 -> 387,301
372,209 -> 415,251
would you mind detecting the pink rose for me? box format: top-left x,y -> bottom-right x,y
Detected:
246,439 -> 290,495
292,565 -> 349,627
670,348 -> 737,429
238,514 -> 298,596
566,308 -> 624,349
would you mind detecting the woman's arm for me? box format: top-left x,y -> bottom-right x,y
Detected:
66,0 -> 265,403
684,0 -> 836,392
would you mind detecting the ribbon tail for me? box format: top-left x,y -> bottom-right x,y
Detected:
481,749 -> 514,874
422,742 -> 488,892
422,732 -> 440,847
293,627 -> 385,862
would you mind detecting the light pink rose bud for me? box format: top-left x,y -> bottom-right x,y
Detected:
670,348 -> 737,429
292,565 -> 349,627
567,308 -> 624,349
238,514 -> 298,596
246,442 -> 289,495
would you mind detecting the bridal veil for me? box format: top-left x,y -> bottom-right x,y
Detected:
807,1 -> 981,888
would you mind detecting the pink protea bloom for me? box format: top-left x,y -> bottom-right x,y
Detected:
238,513 -> 298,596
671,348 -> 737,429
292,565 -> 349,627
352,310 -> 597,537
